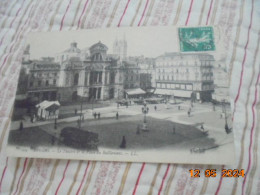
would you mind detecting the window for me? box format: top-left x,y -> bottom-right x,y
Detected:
46,80 -> 49,86
30,82 -> 33,87
92,53 -> 102,61
74,73 -> 79,85
186,84 -> 192,90
162,83 -> 166,88
38,81 -> 41,86
53,79 -> 56,85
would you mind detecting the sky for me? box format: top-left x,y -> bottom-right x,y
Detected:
27,26 -> 222,60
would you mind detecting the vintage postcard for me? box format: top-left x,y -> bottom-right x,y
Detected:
6,26 -> 235,165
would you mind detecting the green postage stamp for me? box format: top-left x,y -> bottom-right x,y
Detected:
178,27 -> 215,52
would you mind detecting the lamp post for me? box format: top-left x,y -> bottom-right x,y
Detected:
141,103 -> 149,131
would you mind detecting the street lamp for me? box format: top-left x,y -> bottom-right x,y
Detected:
141,103 -> 149,131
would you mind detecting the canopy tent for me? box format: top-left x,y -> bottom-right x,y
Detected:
154,89 -> 192,98
36,100 -> 60,120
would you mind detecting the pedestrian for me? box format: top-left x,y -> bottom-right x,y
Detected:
19,121 -> 23,131
116,112 -> 119,120
75,108 -> 77,115
178,105 -> 181,110
120,136 -> 126,148
98,112 -> 100,119
94,112 -> 97,119
173,125 -> 176,134
30,115 -> 33,123
201,124 -> 204,132
154,105 -> 157,111
225,124 -> 231,134
188,111 -> 190,117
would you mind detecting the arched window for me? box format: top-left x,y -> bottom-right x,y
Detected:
92,53 -> 102,61
74,73 -> 79,85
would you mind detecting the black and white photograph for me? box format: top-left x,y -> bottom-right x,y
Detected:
6,26 -> 235,164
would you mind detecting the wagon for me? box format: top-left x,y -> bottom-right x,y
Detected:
60,127 -> 99,150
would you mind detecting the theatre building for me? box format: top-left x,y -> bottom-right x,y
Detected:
57,41 -> 124,102
25,41 -> 124,103
155,53 -> 215,101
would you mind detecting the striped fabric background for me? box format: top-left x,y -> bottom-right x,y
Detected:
0,0 -> 259,194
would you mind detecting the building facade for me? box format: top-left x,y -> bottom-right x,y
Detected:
24,42 -> 125,103
27,58 -> 60,102
58,41 -> 124,101
155,53 -> 214,101
121,61 -> 140,90
138,57 -> 156,90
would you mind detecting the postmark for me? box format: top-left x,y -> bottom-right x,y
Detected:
178,27 -> 215,52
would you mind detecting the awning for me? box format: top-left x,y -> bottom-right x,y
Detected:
154,89 -> 192,98
36,100 -> 60,109
125,88 -> 146,95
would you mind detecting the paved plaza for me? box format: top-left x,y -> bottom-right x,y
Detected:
9,100 -> 233,152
